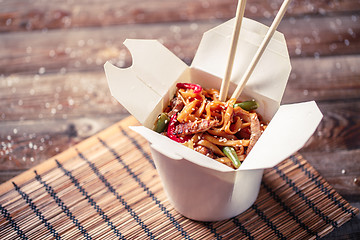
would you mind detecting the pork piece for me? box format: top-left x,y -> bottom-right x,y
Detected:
194,145 -> 216,159
247,113 -> 261,154
234,106 -> 262,153
168,97 -> 184,117
174,119 -> 219,136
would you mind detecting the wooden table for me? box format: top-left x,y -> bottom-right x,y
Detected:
1,0 -> 359,238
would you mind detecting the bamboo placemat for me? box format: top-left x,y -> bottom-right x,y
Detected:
0,116 -> 358,240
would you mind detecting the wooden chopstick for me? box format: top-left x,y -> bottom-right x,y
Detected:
219,0 -> 247,102
231,0 -> 292,100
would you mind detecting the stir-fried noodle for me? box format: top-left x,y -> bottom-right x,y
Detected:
153,83 -> 267,169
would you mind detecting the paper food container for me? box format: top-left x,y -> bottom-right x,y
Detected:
104,17 -> 323,221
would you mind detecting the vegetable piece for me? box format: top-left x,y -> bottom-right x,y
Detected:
176,83 -> 202,93
153,113 -> 170,133
222,146 -> 241,169
233,100 -> 258,111
167,114 -> 191,143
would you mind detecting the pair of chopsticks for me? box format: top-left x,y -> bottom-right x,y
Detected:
219,0 -> 292,101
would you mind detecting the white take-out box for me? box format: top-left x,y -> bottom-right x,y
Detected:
104,17 -> 323,221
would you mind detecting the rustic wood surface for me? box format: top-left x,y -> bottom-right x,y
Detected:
1,0 -> 359,239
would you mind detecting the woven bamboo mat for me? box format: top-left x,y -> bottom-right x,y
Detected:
0,116 -> 358,240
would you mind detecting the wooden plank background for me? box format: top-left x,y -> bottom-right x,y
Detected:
1,0 -> 359,238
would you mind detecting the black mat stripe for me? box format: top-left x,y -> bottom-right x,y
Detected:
251,204 -> 286,240
232,217 -> 254,240
76,149 -> 157,240
119,127 -> 155,168
34,171 -> 92,240
262,181 -> 319,239
0,203 -> 28,240
274,165 -> 338,228
290,155 -> 356,217
55,160 -> 126,240
98,137 -> 193,240
202,222 -> 222,240
12,182 -> 61,240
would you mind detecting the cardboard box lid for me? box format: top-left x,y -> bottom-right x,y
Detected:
104,18 -> 322,171
104,39 -> 187,124
192,17 -> 291,103
105,17 -> 291,125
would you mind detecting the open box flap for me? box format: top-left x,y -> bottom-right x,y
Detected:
240,101 -> 323,170
104,18 -> 322,172
104,39 -> 188,124
191,17 -> 291,103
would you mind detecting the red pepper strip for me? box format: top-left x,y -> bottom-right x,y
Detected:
167,114 -> 191,143
176,83 -> 202,93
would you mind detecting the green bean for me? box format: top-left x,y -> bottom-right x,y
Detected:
233,100 -> 258,111
222,146 -> 241,169
153,113 -> 170,133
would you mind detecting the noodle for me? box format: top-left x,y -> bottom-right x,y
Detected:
203,133 -> 250,147
153,83 -> 267,169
